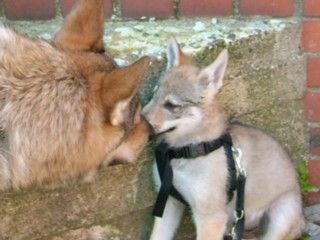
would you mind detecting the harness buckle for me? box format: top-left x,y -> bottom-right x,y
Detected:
234,210 -> 245,223
230,210 -> 244,240
231,147 -> 246,177
231,226 -> 237,240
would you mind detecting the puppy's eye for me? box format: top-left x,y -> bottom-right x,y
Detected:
164,101 -> 180,111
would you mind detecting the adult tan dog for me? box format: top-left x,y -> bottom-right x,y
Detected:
0,0 -> 151,190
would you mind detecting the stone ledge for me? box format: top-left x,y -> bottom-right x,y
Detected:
3,17 -> 297,62
0,148 -> 155,240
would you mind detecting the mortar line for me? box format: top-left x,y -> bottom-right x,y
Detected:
173,0 -> 181,20
302,16 -> 320,21
304,53 -> 320,57
310,155 -> 320,160
113,0 -> 122,20
294,0 -> 303,18
306,88 -> 320,93
55,0 -> 63,19
309,123 -> 320,128
233,0 -> 241,17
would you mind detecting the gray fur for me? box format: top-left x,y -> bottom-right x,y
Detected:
143,46 -> 305,240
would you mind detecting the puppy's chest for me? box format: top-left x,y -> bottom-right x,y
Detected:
170,148 -> 229,204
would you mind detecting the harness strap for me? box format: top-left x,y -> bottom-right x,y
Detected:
223,134 -> 238,202
224,173 -> 246,240
235,174 -> 246,239
153,142 -> 187,217
152,157 -> 174,217
152,133 -> 246,240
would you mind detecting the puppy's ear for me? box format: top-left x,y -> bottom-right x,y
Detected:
200,49 -> 228,97
103,57 -> 152,126
166,38 -> 193,70
54,0 -> 105,52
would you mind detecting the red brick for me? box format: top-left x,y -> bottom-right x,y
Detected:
309,160 -> 320,186
304,92 -> 320,121
122,0 -> 173,18
5,0 -> 55,20
307,57 -> 320,87
181,0 -> 233,17
240,0 -> 294,16
302,20 -> 320,52
304,0 -> 320,17
61,0 -> 113,17
311,128 -> 320,155
306,191 -> 320,205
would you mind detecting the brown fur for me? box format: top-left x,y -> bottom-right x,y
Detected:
0,0 -> 151,190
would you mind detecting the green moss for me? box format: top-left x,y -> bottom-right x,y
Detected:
246,68 -> 274,103
298,160 -> 319,194
193,35 -> 271,66
302,237 -> 313,240
194,42 -> 227,66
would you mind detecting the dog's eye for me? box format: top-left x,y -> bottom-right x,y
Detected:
164,101 -> 180,111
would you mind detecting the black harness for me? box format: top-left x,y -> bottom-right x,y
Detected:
152,133 -> 246,240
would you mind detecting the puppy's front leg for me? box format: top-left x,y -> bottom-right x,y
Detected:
150,196 -> 185,240
194,210 -> 228,240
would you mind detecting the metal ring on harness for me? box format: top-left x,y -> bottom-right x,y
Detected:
234,210 -> 245,222
232,147 -> 246,177
231,226 -> 238,240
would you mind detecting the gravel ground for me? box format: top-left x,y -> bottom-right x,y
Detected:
304,204 -> 320,239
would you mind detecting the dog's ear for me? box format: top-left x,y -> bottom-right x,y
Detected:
54,0 -> 105,52
103,57 -> 152,126
200,49 -> 228,96
166,38 -> 194,70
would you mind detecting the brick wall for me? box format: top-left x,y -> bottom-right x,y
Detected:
1,0 -> 302,20
303,0 -> 320,205
1,0 -> 319,203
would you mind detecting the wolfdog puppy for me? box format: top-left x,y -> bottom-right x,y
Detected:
0,0 -> 151,190
143,39 -> 304,240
